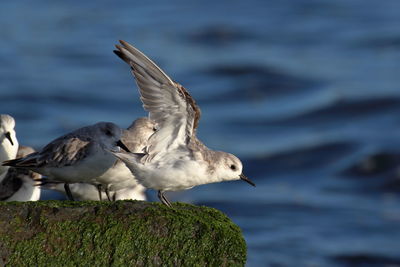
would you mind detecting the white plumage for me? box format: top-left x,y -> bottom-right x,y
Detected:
112,40 -> 255,207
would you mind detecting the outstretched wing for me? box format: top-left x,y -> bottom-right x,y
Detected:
114,40 -> 201,161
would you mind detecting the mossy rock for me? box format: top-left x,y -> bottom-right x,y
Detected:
0,201 -> 246,266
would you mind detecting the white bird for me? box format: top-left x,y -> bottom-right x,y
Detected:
38,118 -> 155,201
112,40 -> 255,207
0,114 -> 19,178
1,146 -> 41,201
94,117 -> 156,194
3,122 -> 130,200
40,181 -> 146,201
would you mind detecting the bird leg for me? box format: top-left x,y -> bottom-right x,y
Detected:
64,183 -> 74,201
158,190 -> 172,207
105,187 -> 112,201
96,184 -> 103,201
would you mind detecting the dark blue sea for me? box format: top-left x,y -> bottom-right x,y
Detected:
1,0 -> 400,266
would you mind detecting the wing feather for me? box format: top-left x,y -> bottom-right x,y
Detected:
3,135 -> 92,169
114,40 -> 201,161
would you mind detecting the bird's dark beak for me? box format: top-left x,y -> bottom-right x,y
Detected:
116,140 -> 131,153
240,173 -> 255,187
5,132 -> 14,146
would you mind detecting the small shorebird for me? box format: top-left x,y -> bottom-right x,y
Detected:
3,122 -> 130,200
0,114 -> 18,178
38,117 -> 155,201
1,146 -> 41,201
40,181 -> 146,201
112,40 -> 255,207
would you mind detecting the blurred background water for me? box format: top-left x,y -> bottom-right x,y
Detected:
1,0 -> 400,266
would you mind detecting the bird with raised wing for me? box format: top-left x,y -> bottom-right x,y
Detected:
112,40 -> 255,207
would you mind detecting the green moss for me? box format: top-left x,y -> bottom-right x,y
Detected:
0,201 -> 246,266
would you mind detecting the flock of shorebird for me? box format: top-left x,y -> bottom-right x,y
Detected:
0,40 -> 255,206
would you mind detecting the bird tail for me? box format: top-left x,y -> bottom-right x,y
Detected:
109,151 -> 145,175
110,151 -> 144,163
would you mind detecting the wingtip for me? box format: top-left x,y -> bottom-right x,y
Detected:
2,159 -> 13,166
118,40 -> 140,54
113,48 -> 131,64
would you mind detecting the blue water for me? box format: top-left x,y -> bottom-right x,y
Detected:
1,0 -> 400,266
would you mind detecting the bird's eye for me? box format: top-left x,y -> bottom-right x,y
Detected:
105,130 -> 112,136
152,127 -> 157,132
230,165 -> 236,171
